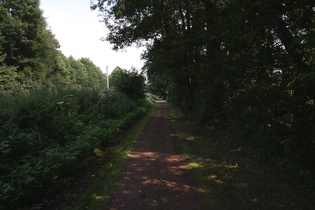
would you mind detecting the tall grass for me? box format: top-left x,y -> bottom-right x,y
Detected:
0,88 -> 150,209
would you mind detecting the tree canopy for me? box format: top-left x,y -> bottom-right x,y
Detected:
0,0 -> 107,91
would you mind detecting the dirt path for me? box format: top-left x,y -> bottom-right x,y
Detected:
109,102 -> 202,210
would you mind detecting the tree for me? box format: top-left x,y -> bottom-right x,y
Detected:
110,66 -> 145,100
0,56 -> 18,92
80,57 -> 106,88
0,0 -> 60,88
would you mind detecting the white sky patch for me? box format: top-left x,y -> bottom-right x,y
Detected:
40,0 -> 144,74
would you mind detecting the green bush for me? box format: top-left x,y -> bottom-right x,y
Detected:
110,67 -> 146,100
0,88 -> 150,209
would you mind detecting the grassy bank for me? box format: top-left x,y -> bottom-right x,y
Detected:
167,104 -> 314,210
59,101 -> 157,209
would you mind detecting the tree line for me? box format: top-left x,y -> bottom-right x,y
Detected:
92,0 -> 314,180
0,0 -> 106,91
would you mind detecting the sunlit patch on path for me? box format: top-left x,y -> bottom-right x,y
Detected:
109,102 -> 202,210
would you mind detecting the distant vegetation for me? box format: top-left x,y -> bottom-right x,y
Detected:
110,66 -> 146,100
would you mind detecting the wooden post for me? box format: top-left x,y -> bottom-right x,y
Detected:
106,65 -> 109,90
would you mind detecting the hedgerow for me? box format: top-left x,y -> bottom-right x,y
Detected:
0,88 -> 150,209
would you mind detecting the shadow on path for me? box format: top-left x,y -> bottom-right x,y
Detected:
109,102 -> 202,210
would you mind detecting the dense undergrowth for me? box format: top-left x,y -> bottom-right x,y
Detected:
0,88 -> 152,209
168,104 -> 314,209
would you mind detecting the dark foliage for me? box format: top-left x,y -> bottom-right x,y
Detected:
92,0 -> 315,181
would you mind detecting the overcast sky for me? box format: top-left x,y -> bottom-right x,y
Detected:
40,0 -> 144,74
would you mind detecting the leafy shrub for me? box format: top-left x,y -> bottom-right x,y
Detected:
110,67 -> 146,100
0,88 -> 150,209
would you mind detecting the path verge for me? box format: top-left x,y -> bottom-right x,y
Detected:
167,103 -> 314,209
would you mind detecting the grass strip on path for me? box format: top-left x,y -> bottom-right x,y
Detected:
59,101 -> 158,210
167,103 -> 314,210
